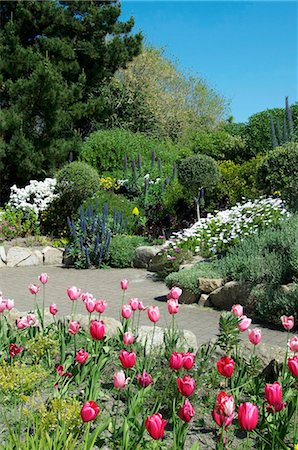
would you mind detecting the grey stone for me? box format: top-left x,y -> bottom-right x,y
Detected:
42,246 -> 63,266
281,283 -> 296,294
62,250 -> 74,267
18,250 -> 43,266
179,289 -> 199,304
0,258 -> 6,268
208,281 -> 252,310
180,255 -> 204,270
198,293 -> 211,307
138,325 -> 198,352
147,252 -> 165,273
133,245 -> 162,269
7,247 -> 32,267
0,246 -> 6,263
198,277 -> 224,294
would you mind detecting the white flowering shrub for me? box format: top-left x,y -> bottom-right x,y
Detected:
164,197 -> 290,257
8,179 -> 57,215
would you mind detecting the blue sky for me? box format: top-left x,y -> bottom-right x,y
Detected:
121,1 -> 297,122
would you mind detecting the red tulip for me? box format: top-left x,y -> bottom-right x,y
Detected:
216,356 -> 235,378
9,343 -> 23,357
80,401 -> 100,422
90,320 -> 105,340
176,375 -> 196,397
147,305 -> 160,323
289,336 -> 298,353
121,279 -> 129,290
170,352 -> 184,370
76,349 -> 89,364
288,355 -> 298,377
49,303 -> 58,316
122,304 -> 132,319
178,398 -> 195,422
123,332 -> 135,345
28,284 -> 40,295
231,304 -> 243,317
248,328 -> 262,345
67,286 -> 81,301
68,320 -> 80,335
214,392 -> 235,417
114,370 -> 129,389
95,299 -> 107,314
183,352 -> 195,370
238,402 -> 258,431
145,413 -> 167,440
119,349 -> 136,369
129,298 -> 139,311
38,273 -> 49,284
212,409 -> 234,429
167,299 -> 179,315
281,315 -> 294,331
136,370 -> 153,388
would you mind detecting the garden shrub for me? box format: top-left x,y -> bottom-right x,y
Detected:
108,235 -> 148,268
0,206 -> 40,241
80,128 -> 191,174
254,284 -> 298,324
256,142 -> 298,210
8,179 -> 57,215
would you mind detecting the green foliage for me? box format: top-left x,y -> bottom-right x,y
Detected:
0,360 -> 48,396
183,129 -> 247,163
256,142 -> 298,210
178,154 -> 220,198
0,1 -> 142,200
254,284 -> 298,324
154,248 -> 191,280
216,312 -> 240,354
108,235 -> 148,268
26,333 -> 59,363
165,261 -> 223,294
220,216 -> 298,285
80,128 -> 191,174
0,206 -> 40,241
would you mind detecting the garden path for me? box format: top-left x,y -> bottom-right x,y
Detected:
0,267 -> 291,347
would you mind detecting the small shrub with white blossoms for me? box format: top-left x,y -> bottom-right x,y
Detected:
164,197 -> 290,258
8,178 -> 57,215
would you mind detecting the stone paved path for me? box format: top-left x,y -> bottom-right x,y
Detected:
0,266 -> 292,347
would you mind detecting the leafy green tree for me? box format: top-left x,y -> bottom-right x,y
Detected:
0,0 -> 142,201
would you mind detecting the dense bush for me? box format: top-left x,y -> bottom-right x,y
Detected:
80,128 -> 191,175
256,142 -> 298,210
254,284 -> 298,324
0,207 -> 40,241
108,235 -> 148,268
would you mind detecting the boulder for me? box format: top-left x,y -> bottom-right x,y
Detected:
42,246 -> 63,266
133,245 -> 163,269
198,277 -> 224,294
18,250 -> 43,266
208,281 -> 252,310
138,325 -> 198,352
198,293 -> 211,307
62,250 -> 74,267
0,246 -> 6,263
281,283 -> 296,294
7,247 -> 33,267
179,289 -> 199,304
180,255 -> 204,270
147,252 -> 165,273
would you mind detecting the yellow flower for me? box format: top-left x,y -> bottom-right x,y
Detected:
132,207 -> 139,216
294,444 -> 298,450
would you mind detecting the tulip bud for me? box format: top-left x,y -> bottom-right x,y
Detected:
129,297 -> 139,311
39,273 -> 49,284
80,401 -> 100,422
90,320 -> 105,340
95,299 -> 107,314
76,349 -> 89,364
67,286 -> 81,301
68,320 -> 80,335
265,382 -> 285,412
216,356 -> 235,378
288,355 -> 298,377
147,305 -> 160,323
9,343 -> 23,358
168,287 -> 182,300
114,370 -> 129,389
122,304 -> 132,319
178,399 -> 195,422
170,352 -> 184,370
238,315 -> 252,332
183,352 -> 195,370
167,299 -> 179,315
136,370 -> 153,388
123,332 -> 135,345
49,303 -> 58,316
288,336 -> 298,353
281,315 -> 294,331
238,402 -> 258,431
28,284 -> 40,295
176,375 -> 196,397
248,328 -> 262,345
121,279 -> 129,291
119,349 -> 136,369
145,413 -> 167,440
85,298 -> 96,313
231,304 -> 243,317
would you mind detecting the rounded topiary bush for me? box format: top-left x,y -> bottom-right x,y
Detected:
178,154 -> 220,197
256,142 -> 298,210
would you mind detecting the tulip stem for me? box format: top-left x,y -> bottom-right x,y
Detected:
84,422 -> 91,450
148,323 -> 156,371
293,391 -> 298,446
245,431 -> 250,449
281,330 -> 289,380
42,284 -> 45,327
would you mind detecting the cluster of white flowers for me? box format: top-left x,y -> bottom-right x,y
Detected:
8,178 -> 58,215
164,197 -> 290,257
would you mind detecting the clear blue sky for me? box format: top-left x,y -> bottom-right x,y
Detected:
121,1 -> 297,122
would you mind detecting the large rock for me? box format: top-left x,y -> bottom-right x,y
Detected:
6,247 -> 42,267
198,277 -> 224,294
147,252 -> 165,273
42,246 -> 63,266
133,245 -> 163,269
179,289 -> 199,304
198,293 -> 211,307
0,246 -> 6,263
138,325 -> 198,352
208,281 -> 252,310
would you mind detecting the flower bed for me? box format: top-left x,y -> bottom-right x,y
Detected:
0,274 -> 297,449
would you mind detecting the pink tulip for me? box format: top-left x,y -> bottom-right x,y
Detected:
168,287 -> 182,300
76,349 -> 89,364
114,370 -> 129,389
80,401 -> 100,422
90,320 -> 105,340
136,370 -> 153,388
265,382 -> 285,412
69,320 -> 80,335
248,328 -> 262,345
81,292 -> 93,302
16,314 -> 39,329
281,315 -> 294,331
145,413 -> 167,440
122,304 -> 132,319
121,279 -> 129,290
288,355 -> 298,377
170,352 -> 184,370
147,305 -> 160,323
85,298 -> 96,313
212,409 -> 234,429
123,332 -> 135,345
138,301 -> 147,311
183,352 -> 195,370
167,299 -> 179,315
178,398 -> 195,422
288,336 -> 298,353
5,299 -> 14,310
216,356 -> 235,378
0,300 -> 7,312
238,402 -> 258,431
49,303 -> 58,316
214,392 -> 235,417
67,286 -> 81,301
95,299 -> 107,314
119,349 -> 136,369
38,273 -> 49,284
238,315 -> 252,332
176,375 -> 196,397
231,304 -> 243,317
129,298 -> 139,311
28,284 -> 40,295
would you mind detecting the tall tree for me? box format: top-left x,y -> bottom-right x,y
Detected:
0,0 -> 142,200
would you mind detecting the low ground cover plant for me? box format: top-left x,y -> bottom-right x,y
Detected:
0,275 -> 297,449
